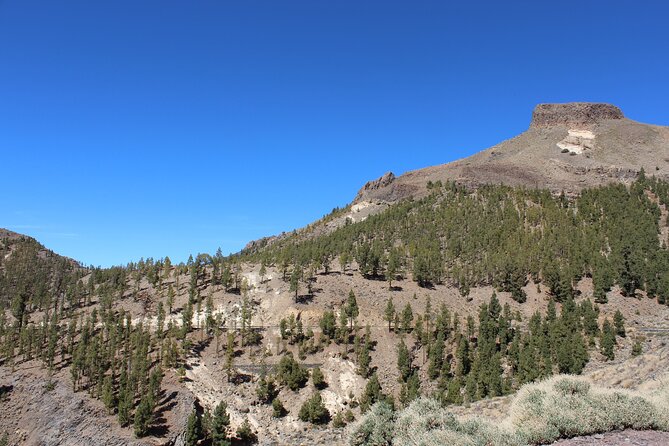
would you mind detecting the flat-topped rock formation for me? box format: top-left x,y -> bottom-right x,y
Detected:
530,102 -> 625,129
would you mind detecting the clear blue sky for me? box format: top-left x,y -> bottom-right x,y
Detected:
1,1 -> 668,267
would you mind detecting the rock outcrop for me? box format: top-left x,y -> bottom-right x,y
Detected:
530,102 -> 624,129
354,172 -> 395,202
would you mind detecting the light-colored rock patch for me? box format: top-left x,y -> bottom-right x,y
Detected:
557,129 -> 596,154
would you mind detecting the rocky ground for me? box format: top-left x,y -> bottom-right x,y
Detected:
550,430 -> 669,446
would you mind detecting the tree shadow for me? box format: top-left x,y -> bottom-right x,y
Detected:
0,384 -> 13,400
230,372 -> 253,385
417,282 -> 436,290
147,417 -> 170,437
296,294 -> 314,304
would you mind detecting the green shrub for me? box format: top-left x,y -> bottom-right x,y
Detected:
333,411 -> 347,428
272,398 -> 287,418
277,353 -> 308,391
511,376 -> 663,444
235,418 -> 257,444
298,392 -> 330,424
312,367 -> 327,389
256,376 -> 278,404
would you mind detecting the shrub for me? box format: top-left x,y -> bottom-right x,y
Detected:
510,376 -> 663,444
272,398 -> 287,418
349,401 -> 395,446
350,375 -> 669,446
298,392 -> 330,424
312,367 -> 327,389
256,376 -> 278,404
277,353 -> 308,391
333,411 -> 346,428
235,418 -> 258,444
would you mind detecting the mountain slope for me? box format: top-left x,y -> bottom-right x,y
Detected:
355,103 -> 669,204
0,228 -> 83,312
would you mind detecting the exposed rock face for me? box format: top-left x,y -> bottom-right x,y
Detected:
354,171 -> 395,202
353,172 -> 395,203
530,102 -> 624,129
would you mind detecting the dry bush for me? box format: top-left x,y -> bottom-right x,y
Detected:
350,375 -> 669,446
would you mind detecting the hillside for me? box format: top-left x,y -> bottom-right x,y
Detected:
245,103 -> 669,253
0,229 -> 83,315
2,103 -> 669,446
355,102 -> 669,204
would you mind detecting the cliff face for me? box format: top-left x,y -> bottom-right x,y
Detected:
353,102 -> 669,204
530,103 -> 625,129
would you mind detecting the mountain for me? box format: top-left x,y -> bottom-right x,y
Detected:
3,103 -> 669,446
355,102 -> 669,204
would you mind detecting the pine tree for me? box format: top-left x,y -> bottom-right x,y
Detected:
167,284 -> 175,314
290,267 -> 301,303
211,401 -> 231,446
357,338 -> 372,378
102,375 -> 116,413
386,248 -> 400,289
345,290 -> 359,331
312,366 -> 326,389
117,386 -> 133,427
445,377 -> 463,405
428,331 -> 445,380
401,303 -> 413,333
225,332 -> 235,382
399,372 -> 421,407
185,410 -> 203,446
613,310 -> 626,337
396,340 -> 412,382
454,336 -> 470,377
259,262 -> 267,284
384,297 -> 395,332
133,395 -> 153,438
256,376 -> 278,404
319,310 -> 337,340
272,398 -> 286,418
277,353 -> 308,390
235,418 -> 257,444
359,373 -> 385,413
600,318 -> 616,361
298,392 -> 330,424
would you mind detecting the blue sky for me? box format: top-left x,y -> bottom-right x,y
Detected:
1,1 -> 668,267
